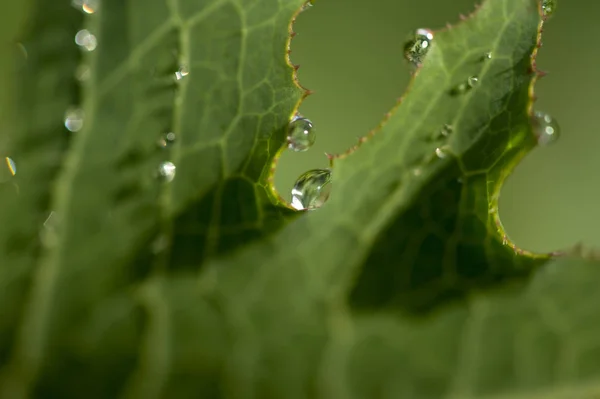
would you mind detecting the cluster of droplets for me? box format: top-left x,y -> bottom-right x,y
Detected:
532,111 -> 560,145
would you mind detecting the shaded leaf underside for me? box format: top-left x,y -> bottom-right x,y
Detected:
0,0 -> 599,398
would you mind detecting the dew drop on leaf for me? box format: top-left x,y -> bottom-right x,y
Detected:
541,0 -> 556,17
157,132 -> 176,148
290,169 -> 332,210
72,0 -> 99,14
64,108 -> 85,132
287,115 -> 316,152
483,52 -> 492,60
468,76 -> 479,87
404,28 -> 434,67
75,29 -> 97,52
532,110 -> 560,145
0,157 -> 17,182
440,124 -> 453,137
175,65 -> 189,81
435,147 -> 450,159
157,161 -> 176,182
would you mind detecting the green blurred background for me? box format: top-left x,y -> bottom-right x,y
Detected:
274,0 -> 600,253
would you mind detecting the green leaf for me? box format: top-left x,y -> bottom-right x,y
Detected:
1,0 -> 599,398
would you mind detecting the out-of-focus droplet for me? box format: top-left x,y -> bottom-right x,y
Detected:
157,132 -> 176,148
75,29 -> 97,52
175,65 -> 189,81
532,110 -> 560,146
287,115 -> 316,152
64,108 -> 85,132
158,161 -> 176,182
290,169 -> 332,210
404,28 -> 434,67
435,146 -> 450,159
0,157 -> 17,182
440,124 -> 453,137
72,0 -> 99,14
541,0 -> 556,17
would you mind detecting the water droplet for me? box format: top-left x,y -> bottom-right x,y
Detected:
301,0 -> 313,10
450,76 -> 479,95
541,0 -> 556,17
483,52 -> 492,60
435,146 -> 450,159
440,124 -> 453,137
64,108 -> 85,132
72,0 -> 99,14
532,110 -> 560,145
290,169 -> 331,210
75,29 -> 97,52
175,65 -> 189,80
157,132 -> 176,148
158,161 -> 176,182
0,157 -> 17,182
404,28 -> 434,67
287,116 -> 316,152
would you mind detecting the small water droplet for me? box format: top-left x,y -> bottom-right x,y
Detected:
435,146 -> 450,159
158,161 -> 176,182
0,157 -> 17,182
301,0 -> 313,10
411,168 -> 423,177
64,108 -> 85,132
175,65 -> 189,80
290,169 -> 331,210
483,52 -> 492,60
75,29 -> 97,52
287,115 -> 316,152
158,132 -> 176,148
541,0 -> 556,17
532,110 -> 560,145
404,28 -> 434,67
440,124 -> 453,137
72,0 -> 99,14
450,76 -> 479,95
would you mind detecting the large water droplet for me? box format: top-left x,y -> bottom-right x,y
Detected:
72,0 -> 99,14
158,132 -> 176,148
290,169 -> 331,210
287,115 -> 316,152
541,0 -> 556,17
175,65 -> 189,81
158,161 -> 176,182
404,28 -> 434,67
532,111 -> 560,145
75,29 -> 97,52
64,108 -> 85,132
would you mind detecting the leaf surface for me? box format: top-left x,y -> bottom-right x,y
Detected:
1,0 -> 599,398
